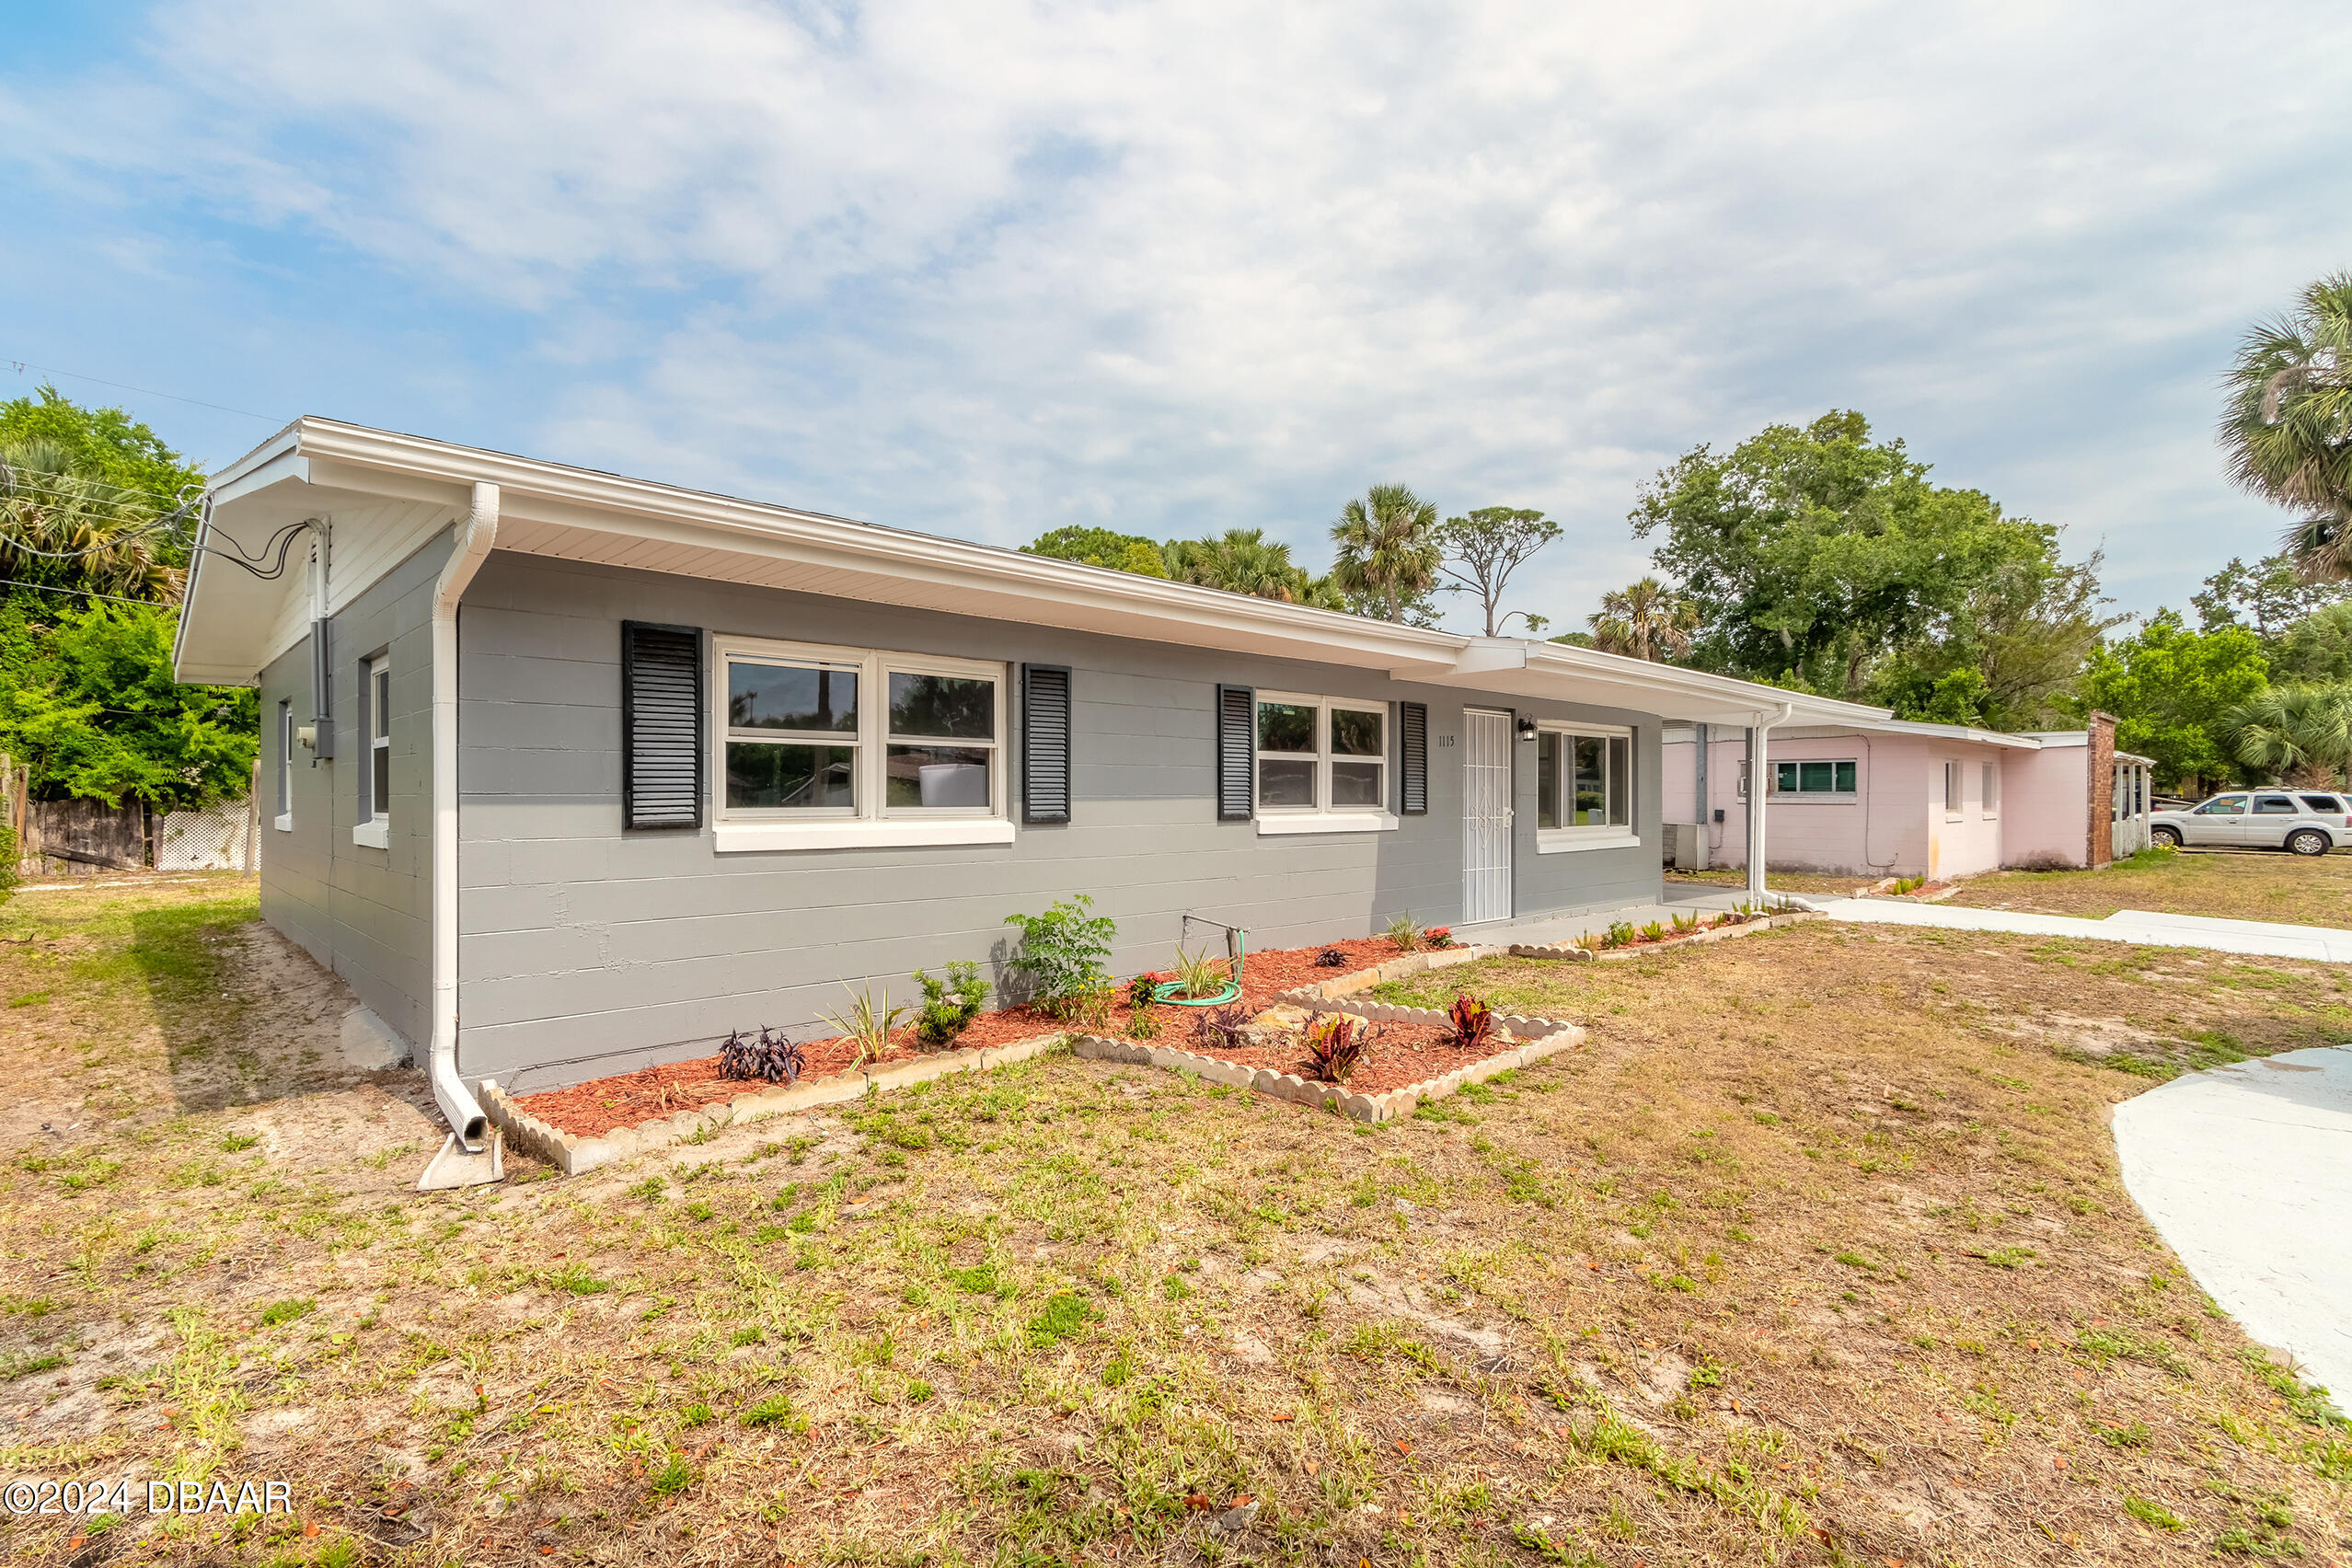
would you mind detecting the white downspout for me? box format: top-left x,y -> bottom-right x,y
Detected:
1747,701 -> 1795,903
429,483 -> 499,1151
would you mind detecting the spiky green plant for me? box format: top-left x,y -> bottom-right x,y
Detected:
818,986 -> 908,1067
1383,912 -> 1425,952
1170,945 -> 1229,999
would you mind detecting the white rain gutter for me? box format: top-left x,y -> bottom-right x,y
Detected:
428,482 -> 499,1151
1747,700 -> 1795,901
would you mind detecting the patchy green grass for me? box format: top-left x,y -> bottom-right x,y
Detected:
1947,842 -> 2352,928
0,885 -> 2347,1566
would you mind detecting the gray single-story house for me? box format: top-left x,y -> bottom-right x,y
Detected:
175,419 -> 1881,1150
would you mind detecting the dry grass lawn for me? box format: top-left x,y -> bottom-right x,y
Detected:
1,882 -> 2348,1568
1944,847 -> 2352,929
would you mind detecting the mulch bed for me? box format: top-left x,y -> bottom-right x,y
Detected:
512,936 -> 1503,1137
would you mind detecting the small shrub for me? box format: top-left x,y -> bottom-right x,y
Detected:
1602,920 -> 1637,950
719,1025 -> 806,1084
1892,875 -> 1926,895
1124,972 -> 1163,1011
1669,912 -> 1699,935
1194,1002 -> 1252,1051
818,986 -> 908,1066
911,961 -> 989,1047
1424,925 -> 1454,949
1304,1013 -> 1375,1084
1003,895 -> 1116,1017
1447,993 -> 1496,1051
1639,920 -> 1667,942
1124,1004 -> 1161,1041
1383,912 -> 1425,951
1314,948 -> 1349,968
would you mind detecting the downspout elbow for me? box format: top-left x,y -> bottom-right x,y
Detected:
429,483 -> 500,1152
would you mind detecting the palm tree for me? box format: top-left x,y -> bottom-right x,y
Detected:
1330,484 -> 1441,623
1163,528 -> 1314,602
2220,273 -> 2352,580
0,440 -> 186,601
2227,684 -> 2352,788
1587,577 -> 1700,661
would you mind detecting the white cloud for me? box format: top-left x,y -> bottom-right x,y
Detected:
7,0 -> 2351,628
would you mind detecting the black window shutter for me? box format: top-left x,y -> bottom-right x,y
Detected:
622,621 -> 704,831
1216,684 -> 1255,821
1021,664 -> 1072,823
1400,700 -> 1428,814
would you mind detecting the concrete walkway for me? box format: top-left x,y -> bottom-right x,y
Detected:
1803,896 -> 2352,963
2112,1046 -> 2352,1407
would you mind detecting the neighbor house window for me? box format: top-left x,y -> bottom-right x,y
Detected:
274,698 -> 294,830
1255,693 -> 1388,817
1536,724 -> 1632,847
714,637 -> 1006,843
1943,760 -> 1961,817
352,655 -> 393,848
1981,761 -> 2000,817
1772,759 -> 1856,795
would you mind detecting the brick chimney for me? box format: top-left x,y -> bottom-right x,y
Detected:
2086,711 -> 2116,869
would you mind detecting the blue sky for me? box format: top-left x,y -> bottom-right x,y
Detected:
5,0 -> 2349,634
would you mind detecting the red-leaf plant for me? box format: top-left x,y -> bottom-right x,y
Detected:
1447,993 -> 1496,1052
1303,1012 -> 1375,1084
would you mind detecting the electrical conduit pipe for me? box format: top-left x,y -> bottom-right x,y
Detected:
429,483 -> 498,1151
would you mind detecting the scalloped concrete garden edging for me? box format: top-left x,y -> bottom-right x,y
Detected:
1505,909 -> 1822,962
1069,1004 -> 1583,1124
479,1033 -> 1062,1176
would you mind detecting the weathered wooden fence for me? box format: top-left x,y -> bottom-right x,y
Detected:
1,754 -> 258,879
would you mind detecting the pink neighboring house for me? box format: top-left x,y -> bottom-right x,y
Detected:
1663,713 -> 2152,881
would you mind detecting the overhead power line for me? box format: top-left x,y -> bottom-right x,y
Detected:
3,355 -> 277,423
0,575 -> 179,608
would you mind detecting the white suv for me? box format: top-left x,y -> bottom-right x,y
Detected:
2150,791 -> 2352,856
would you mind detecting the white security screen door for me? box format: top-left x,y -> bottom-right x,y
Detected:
1462,709 -> 1514,924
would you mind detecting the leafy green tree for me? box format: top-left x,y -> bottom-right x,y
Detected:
2219,273 -> 2352,579
1435,507 -> 1558,636
1331,484 -> 1442,624
1020,525 -> 1169,579
1864,554 -> 2118,730
2225,684 -> 2352,789
2192,550 -> 2352,640
2273,601 -> 2352,683
1631,411 -> 2092,703
1587,577 -> 1698,661
0,385 -> 205,531
2073,612 -> 2269,792
0,599 -> 257,809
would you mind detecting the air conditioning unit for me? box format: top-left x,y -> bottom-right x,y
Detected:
1664,822 -> 1707,870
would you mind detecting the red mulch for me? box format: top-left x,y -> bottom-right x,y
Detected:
511,936 -> 1513,1137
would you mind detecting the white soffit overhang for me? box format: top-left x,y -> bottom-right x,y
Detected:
177,419 -> 1894,732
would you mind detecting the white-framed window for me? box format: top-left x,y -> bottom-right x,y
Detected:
353,655 -> 392,848
1981,761 -> 2000,818
1535,722 -> 1634,851
1943,760 -> 1962,819
1253,692 -> 1392,835
1773,759 -> 1856,796
712,635 -> 1012,851
274,698 -> 294,832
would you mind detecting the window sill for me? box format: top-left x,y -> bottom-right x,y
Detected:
352,819 -> 390,850
1255,812 -> 1399,836
715,817 -> 1017,853
1770,793 -> 1857,803
273,813 -> 294,834
1537,832 -> 1643,855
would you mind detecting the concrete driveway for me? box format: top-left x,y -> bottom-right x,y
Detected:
2112,1045 -> 2352,1407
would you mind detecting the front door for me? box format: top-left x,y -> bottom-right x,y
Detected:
1462,709 -> 1514,924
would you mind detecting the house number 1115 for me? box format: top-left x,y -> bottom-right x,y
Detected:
1436,734 -> 1456,747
